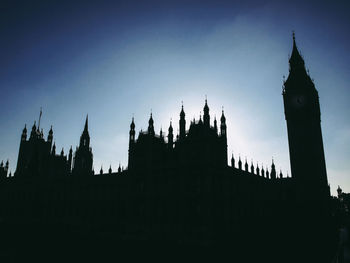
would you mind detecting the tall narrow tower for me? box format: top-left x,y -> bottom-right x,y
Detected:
72,115 -> 93,176
179,103 -> 186,140
283,33 -> 329,202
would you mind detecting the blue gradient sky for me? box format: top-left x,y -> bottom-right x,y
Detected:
0,0 -> 349,195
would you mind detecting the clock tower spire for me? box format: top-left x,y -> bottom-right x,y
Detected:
283,33 -> 329,203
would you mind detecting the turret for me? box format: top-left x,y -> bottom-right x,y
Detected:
179,103 -> 186,140
148,113 -> 155,136
220,110 -> 227,138
198,113 -> 203,125
266,167 -> 270,179
30,121 -> 37,139
47,125 -> 53,147
129,117 -> 136,143
270,159 -> 276,180
238,156 -> 242,170
168,121 -> 173,148
21,124 -> 27,141
231,153 -> 235,168
250,161 -> 254,174
203,98 -> 210,127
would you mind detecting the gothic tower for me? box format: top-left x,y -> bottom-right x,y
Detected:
72,115 -> 93,176
203,99 -> 210,127
179,104 -> 186,140
283,33 -> 329,202
128,117 -> 135,169
220,110 -> 228,166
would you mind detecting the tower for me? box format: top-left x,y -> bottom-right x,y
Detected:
128,117 -> 135,169
72,115 -> 93,176
220,109 -> 228,165
283,33 -> 329,201
148,113 -> 155,136
179,103 -> 186,140
203,99 -> 210,127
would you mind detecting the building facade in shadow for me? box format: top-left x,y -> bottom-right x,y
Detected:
0,35 -> 337,261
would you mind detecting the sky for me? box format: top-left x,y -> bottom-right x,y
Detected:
0,0 -> 349,195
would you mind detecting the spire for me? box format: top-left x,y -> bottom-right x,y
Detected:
109,165 -> 112,174
289,31 -> 305,68
30,121 -> 37,139
238,156 -> 242,170
60,148 -> 64,156
100,165 -> 103,175
84,115 -> 88,132
21,124 -> 27,141
130,117 -> 135,130
256,162 -> 260,176
80,116 -> 90,148
284,32 -> 315,93
118,163 -> 121,173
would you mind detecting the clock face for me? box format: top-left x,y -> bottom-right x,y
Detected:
292,95 -> 306,108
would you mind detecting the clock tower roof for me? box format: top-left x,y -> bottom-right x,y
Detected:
284,32 -> 315,94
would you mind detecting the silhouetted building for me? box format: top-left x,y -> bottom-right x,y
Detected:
0,34 -> 336,261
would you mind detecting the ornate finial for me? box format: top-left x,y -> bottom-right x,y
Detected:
292,31 -> 295,41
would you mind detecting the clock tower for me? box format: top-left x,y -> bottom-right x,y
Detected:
283,33 -> 329,203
